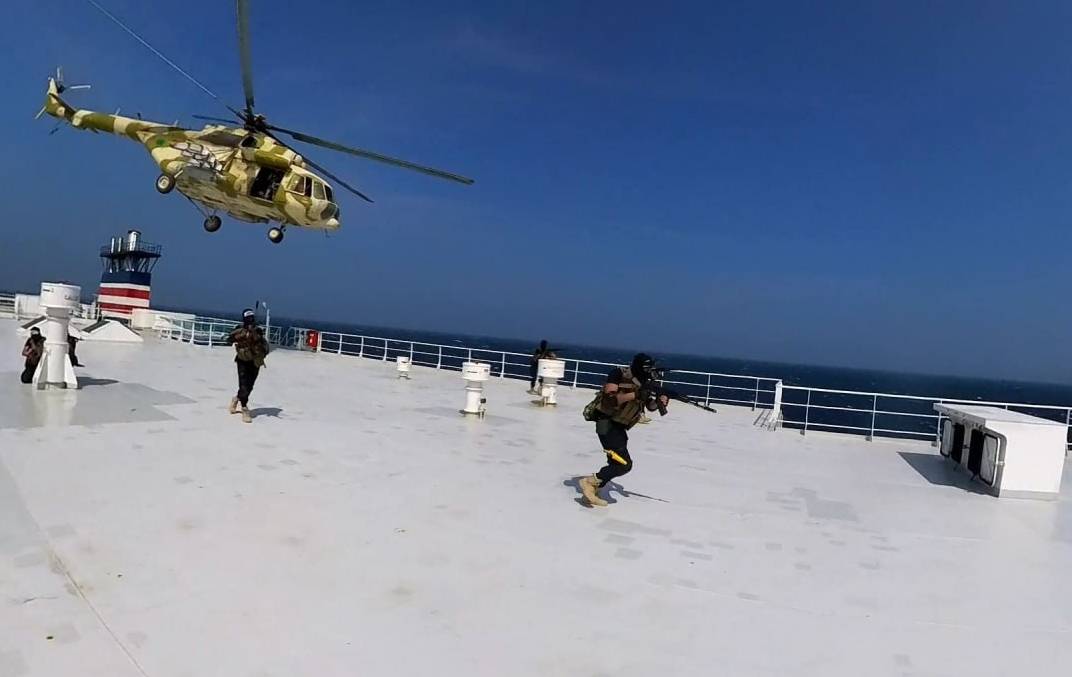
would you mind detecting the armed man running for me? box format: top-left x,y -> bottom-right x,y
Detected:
225,309 -> 269,423
579,353 -> 669,507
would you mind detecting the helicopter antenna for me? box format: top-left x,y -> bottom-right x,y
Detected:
85,0 -> 243,120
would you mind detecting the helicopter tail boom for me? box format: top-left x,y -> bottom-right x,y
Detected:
41,75 -> 174,141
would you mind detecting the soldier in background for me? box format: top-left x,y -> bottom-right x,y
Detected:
67,334 -> 82,368
528,340 -> 556,394
225,309 -> 269,423
20,327 -> 45,384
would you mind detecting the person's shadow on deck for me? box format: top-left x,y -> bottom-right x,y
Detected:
249,407 -> 284,419
563,477 -> 669,508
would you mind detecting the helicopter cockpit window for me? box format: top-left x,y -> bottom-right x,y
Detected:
324,184 -> 334,202
312,180 -> 326,200
288,175 -> 307,195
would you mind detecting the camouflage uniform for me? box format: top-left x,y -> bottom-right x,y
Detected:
226,324 -> 269,409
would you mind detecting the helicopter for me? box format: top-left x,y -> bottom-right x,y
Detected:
38,0 -> 473,244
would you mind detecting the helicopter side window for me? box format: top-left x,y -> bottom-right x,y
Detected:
312,180 -> 326,200
324,184 -> 334,202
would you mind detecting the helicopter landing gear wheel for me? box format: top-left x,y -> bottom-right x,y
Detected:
155,174 -> 176,194
268,226 -> 285,244
203,215 -> 222,233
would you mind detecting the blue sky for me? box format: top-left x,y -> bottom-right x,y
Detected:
1,1 -> 1069,381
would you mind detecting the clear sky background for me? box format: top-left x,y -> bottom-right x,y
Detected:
1,1 -> 1068,381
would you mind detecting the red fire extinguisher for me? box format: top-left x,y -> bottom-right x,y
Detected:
306,330 -> 320,350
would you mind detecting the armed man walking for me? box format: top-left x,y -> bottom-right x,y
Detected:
579,353 -> 669,507
225,309 -> 269,423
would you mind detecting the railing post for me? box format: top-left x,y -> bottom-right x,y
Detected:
207,324 -> 213,348
772,381 -> 783,429
802,389 -> 811,435
706,374 -> 712,408
337,334 -> 343,355
752,377 -> 759,410
500,353 -> 506,379
383,339 -> 388,361
358,336 -> 364,357
572,361 -> 579,389
437,346 -> 442,369
1066,408 -> 1070,455
409,342 -> 414,365
934,399 -> 943,444
467,348 -> 472,362
868,394 -> 877,441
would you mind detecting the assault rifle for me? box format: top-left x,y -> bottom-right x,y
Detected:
642,367 -> 718,415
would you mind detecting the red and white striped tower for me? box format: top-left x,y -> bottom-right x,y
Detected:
98,230 -> 161,321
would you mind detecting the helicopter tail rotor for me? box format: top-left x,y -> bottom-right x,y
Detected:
37,67 -> 91,120
52,66 -> 91,94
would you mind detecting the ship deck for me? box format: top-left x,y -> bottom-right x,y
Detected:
1,318 -> 1070,676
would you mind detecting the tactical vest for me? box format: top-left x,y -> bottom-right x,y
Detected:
233,327 -> 267,365
584,367 -> 646,429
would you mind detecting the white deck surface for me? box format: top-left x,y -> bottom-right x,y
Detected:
1,318 -> 1071,677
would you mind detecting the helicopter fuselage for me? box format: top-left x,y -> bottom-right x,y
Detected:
42,78 -> 341,231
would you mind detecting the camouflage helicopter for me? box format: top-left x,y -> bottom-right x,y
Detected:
39,0 -> 473,244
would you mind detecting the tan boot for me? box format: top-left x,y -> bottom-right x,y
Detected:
241,407 -> 253,424
579,475 -> 608,507
229,397 -> 240,415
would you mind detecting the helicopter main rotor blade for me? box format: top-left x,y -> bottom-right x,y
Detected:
302,155 -> 375,203
193,114 -> 242,124
85,0 -> 244,120
262,131 -> 374,203
266,124 -> 475,186
235,0 -> 256,116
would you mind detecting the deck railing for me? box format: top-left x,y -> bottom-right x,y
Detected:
287,328 -> 782,411
159,316 -> 283,347
0,290 -> 98,320
153,317 -> 1072,450
0,293 -> 15,319
780,385 -> 1072,449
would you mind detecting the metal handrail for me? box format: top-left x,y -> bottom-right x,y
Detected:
165,320 -> 1072,449
0,292 -> 15,318
780,384 -> 1072,449
288,327 -> 782,411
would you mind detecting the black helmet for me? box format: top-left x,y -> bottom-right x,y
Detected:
539,340 -> 548,350
630,353 -> 655,382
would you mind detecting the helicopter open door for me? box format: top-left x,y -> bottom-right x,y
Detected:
250,166 -> 286,201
